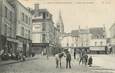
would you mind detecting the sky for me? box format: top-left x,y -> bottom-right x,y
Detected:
19,0 -> 115,37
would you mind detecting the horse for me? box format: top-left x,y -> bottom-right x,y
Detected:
55,52 -> 65,68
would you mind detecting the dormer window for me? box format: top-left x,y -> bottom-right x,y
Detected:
43,12 -> 46,19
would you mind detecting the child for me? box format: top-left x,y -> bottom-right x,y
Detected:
88,56 -> 93,67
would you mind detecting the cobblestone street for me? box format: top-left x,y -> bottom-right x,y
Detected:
0,55 -> 115,73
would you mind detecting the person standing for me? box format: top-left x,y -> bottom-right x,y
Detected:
55,52 -> 64,68
74,48 -> 76,59
66,51 -> 71,69
88,56 -> 93,67
105,46 -> 108,54
110,47 -> 113,54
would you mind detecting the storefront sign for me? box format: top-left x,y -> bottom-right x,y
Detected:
90,46 -> 105,51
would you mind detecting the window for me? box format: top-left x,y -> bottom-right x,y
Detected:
10,28 -> 12,37
4,24 -> 7,36
28,31 -> 30,39
100,41 -> 103,46
26,15 -> 28,24
7,27 -> 10,37
42,34 -> 46,43
95,42 -> 97,46
28,17 -> 30,25
32,19 -> 38,23
103,35 -> 105,38
29,18 -> 31,25
22,13 -> 24,21
35,26 -> 40,29
21,27 -> 24,36
10,11 -> 12,22
81,43 -> 83,47
5,7 -> 7,18
86,43 -> 88,46
42,23 -> 46,31
47,13 -> 49,17
43,12 -> 46,19
39,12 -> 42,16
12,13 -> 14,23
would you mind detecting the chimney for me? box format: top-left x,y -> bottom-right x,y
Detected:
34,4 -> 39,11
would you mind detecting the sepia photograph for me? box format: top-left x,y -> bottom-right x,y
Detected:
0,0 -> 115,73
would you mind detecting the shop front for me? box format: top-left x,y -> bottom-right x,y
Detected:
32,43 -> 49,54
7,37 -> 18,53
89,46 -> 106,54
16,36 -> 32,57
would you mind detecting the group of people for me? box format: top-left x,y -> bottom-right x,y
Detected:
78,49 -> 93,67
55,50 -> 71,69
55,48 -> 93,69
0,48 -> 26,61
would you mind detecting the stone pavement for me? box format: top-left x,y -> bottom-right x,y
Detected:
0,55 -> 115,73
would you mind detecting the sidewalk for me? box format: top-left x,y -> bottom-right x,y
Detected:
0,55 -> 39,66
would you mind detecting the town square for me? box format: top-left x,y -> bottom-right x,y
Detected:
0,0 -> 115,73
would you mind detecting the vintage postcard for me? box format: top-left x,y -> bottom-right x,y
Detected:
0,0 -> 115,73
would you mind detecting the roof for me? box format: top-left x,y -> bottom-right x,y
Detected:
39,9 -> 48,12
8,0 -> 32,13
79,29 -> 89,34
89,27 -> 105,36
110,23 -> 115,30
71,30 -> 79,37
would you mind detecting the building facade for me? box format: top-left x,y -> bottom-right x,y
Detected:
0,0 -> 17,53
110,23 -> 115,53
89,27 -> 106,53
71,27 -> 107,53
71,29 -> 91,48
78,29 -> 91,47
110,23 -> 115,38
8,0 -> 32,56
32,4 -> 55,54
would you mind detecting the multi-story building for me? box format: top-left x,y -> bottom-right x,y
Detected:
0,0 -> 17,53
89,27 -> 106,45
89,27 -> 106,53
32,4 -> 55,54
110,23 -> 115,53
71,30 -> 79,47
8,0 -> 32,56
71,27 -> 107,53
110,23 -> 115,38
78,29 -> 90,47
71,29 -> 90,48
